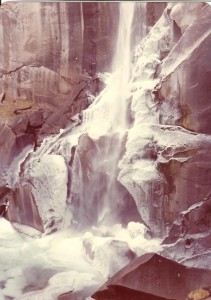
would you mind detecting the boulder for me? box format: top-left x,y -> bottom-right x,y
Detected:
92,253 -> 211,300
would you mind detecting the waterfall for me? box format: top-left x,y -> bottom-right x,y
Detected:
113,3 -> 135,79
68,3 -> 138,229
82,3 -> 135,135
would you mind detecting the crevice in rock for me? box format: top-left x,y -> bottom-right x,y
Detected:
0,64 -> 41,79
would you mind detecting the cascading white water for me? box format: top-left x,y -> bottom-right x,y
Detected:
82,3 -> 135,135
68,3 -> 138,228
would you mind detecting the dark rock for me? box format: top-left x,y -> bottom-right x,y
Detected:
0,186 -> 10,201
0,200 -> 9,216
27,111 -> 43,128
157,145 -> 211,232
39,112 -> 69,136
164,193 -> 211,244
0,124 -> 35,189
0,92 -> 5,103
92,253 -> 211,300
11,115 -> 29,135
5,187 -> 44,232
146,2 -> 167,30
162,193 -> 211,268
93,285 -> 174,300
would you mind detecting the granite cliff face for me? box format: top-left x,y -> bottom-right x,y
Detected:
0,2 -> 119,143
0,2 -> 211,300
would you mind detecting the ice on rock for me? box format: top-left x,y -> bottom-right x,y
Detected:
26,155 -> 68,232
